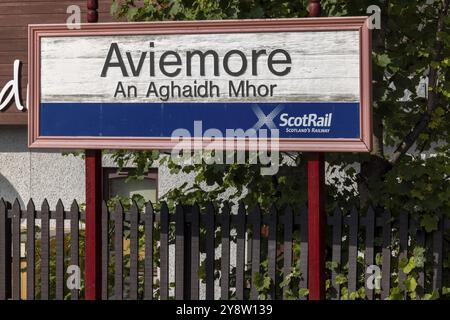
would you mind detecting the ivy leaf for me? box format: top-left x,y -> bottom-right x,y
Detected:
420,214 -> 439,232
388,287 -> 404,300
126,7 -> 139,21
349,291 -> 359,300
413,247 -> 426,268
404,276 -> 417,292
110,0 -> 120,16
442,287 -> 450,296
423,290 -> 440,300
299,288 -> 309,297
253,272 -> 264,289
376,53 -> 391,67
279,275 -> 291,288
335,274 -> 347,285
263,276 -> 271,290
399,257 -> 409,269
402,257 -> 415,274
326,261 -> 338,270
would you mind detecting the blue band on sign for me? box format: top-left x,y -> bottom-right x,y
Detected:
39,102 -> 360,139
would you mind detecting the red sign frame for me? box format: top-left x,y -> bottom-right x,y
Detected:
28,17 -> 372,152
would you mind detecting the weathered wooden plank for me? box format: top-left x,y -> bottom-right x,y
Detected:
26,199 -> 35,300
432,213 -> 443,290
205,203 -> 215,300
283,206 -> 293,299
0,1 -> 113,16
250,206 -> 261,300
299,206 -> 308,300
114,202 -> 123,300
220,203 -> 230,300
330,207 -> 342,300
235,203 -> 246,300
101,201 -> 109,300
267,206 -> 277,300
414,218 -> 425,299
12,200 -> 21,300
40,199 -> 50,300
0,199 -> 11,300
381,210 -> 391,300
159,202 -> 169,300
129,202 -> 139,300
144,202 -> 154,300
175,205 -> 185,300
70,201 -> 80,300
55,200 -> 64,300
347,206 -> 358,295
183,207 -> 192,300
188,204 -> 199,300
364,207 -> 375,300
40,31 -> 360,103
398,212 -> 408,297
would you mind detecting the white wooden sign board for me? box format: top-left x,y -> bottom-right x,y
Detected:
28,18 -> 372,151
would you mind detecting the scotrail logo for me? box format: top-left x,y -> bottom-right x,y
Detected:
279,112 -> 333,133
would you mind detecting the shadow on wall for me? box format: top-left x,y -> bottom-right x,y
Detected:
0,172 -> 24,207
0,126 -> 28,152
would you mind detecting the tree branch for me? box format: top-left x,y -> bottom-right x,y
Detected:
390,0 -> 449,164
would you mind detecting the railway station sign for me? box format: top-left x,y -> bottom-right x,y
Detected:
28,17 -> 372,151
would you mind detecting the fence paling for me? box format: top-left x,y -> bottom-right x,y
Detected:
0,199 -> 11,299
433,213 -> 443,290
159,203 -> 169,300
55,200 -> 64,300
41,200 -> 50,300
205,204 -> 215,300
71,201 -> 80,300
299,207 -> 308,300
251,206 -> 262,300
220,204 -> 230,300
364,207 -> 375,300
175,205 -> 185,300
101,202 -> 108,300
235,203 -> 246,300
0,197 -> 449,301
398,212 -> 408,298
380,210 -> 391,300
267,206 -> 277,300
129,202 -> 139,300
190,204 -> 200,300
347,206 -> 358,294
26,199 -> 35,300
329,207 -> 342,300
282,206 -> 293,299
414,218 -> 425,299
114,202 -> 123,300
144,202 -> 154,300
12,200 -> 21,300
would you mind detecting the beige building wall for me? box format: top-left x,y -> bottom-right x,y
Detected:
0,126 -> 194,208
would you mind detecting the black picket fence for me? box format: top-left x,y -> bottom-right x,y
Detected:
0,198 -> 449,300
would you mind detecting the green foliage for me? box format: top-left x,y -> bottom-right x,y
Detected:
108,0 -> 450,222
104,0 -> 450,300
33,227 -> 86,299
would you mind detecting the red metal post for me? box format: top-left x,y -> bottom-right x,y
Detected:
307,0 -> 326,301
308,0 -> 322,17
85,0 -> 102,300
87,0 -> 99,23
85,149 -> 102,299
307,153 -> 326,300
